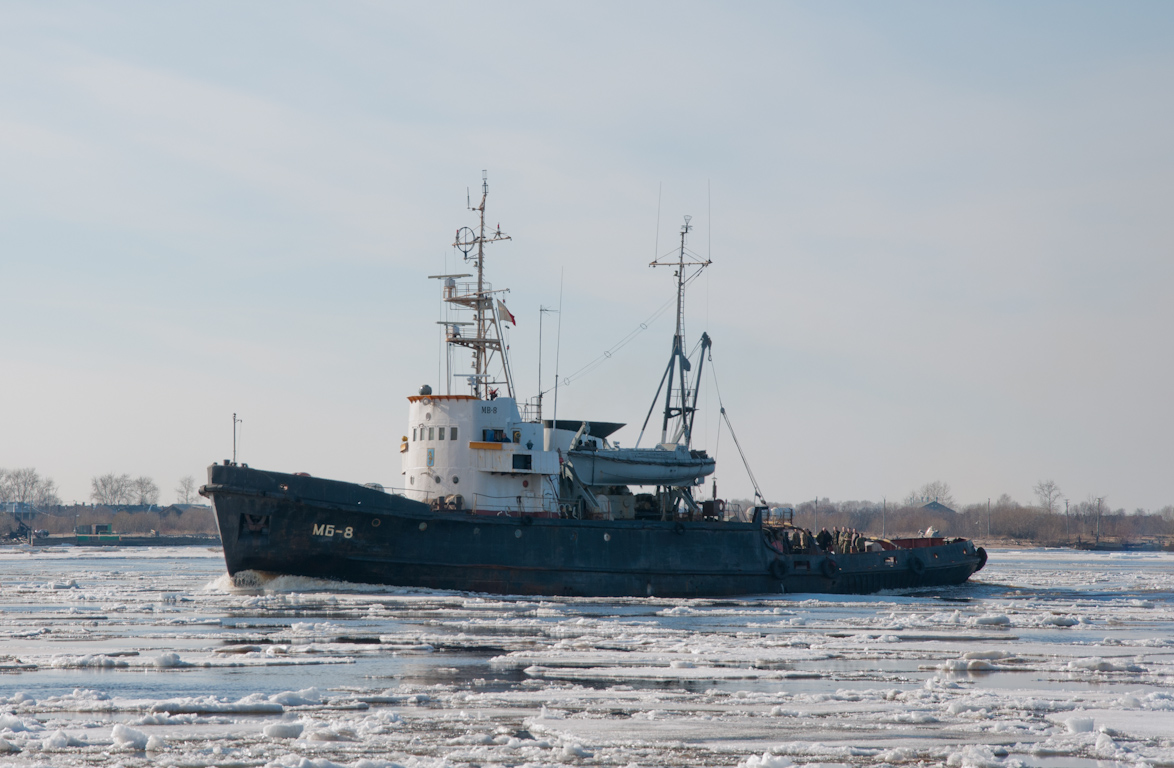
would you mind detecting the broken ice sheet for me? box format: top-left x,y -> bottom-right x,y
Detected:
0,546 -> 1171,766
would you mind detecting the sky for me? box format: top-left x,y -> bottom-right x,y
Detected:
1,2 -> 1172,511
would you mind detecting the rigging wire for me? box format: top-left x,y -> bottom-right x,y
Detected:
709,356 -> 766,506
540,239 -> 712,395
720,406 -> 765,507
552,297 -> 675,390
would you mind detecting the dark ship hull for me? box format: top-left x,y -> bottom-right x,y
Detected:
203,464 -> 986,597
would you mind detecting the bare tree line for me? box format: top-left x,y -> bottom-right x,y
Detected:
903,480 -> 955,509
753,479 -> 1174,544
1,467 -> 200,507
0,467 -> 61,506
90,473 -> 201,505
90,473 -> 161,505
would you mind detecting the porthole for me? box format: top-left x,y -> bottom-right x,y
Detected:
514,529 -> 522,539
452,476 -> 459,484
419,522 -> 428,531
409,476 -> 415,485
425,412 -> 432,420
603,533 -> 611,542
371,519 -> 381,527
473,527 -> 480,535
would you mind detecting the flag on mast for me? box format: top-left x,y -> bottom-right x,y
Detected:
496,299 -> 516,325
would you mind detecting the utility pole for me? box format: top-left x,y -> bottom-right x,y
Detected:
813,497 -> 818,531
882,497 -> 886,538
987,498 -> 991,539
1065,499 -> 1069,543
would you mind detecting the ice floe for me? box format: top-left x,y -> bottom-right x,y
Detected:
0,545 -> 1171,766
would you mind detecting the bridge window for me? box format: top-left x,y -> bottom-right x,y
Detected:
512,454 -> 532,470
428,427 -> 434,440
438,427 -> 445,441
450,427 -> 458,441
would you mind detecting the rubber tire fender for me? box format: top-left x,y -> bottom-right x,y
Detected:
770,558 -> 788,580
820,558 -> 839,578
909,554 -> 926,576
975,546 -> 988,572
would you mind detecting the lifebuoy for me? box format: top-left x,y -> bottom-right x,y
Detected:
770,559 -> 788,580
821,558 -> 839,578
975,547 -> 988,572
909,555 -> 926,576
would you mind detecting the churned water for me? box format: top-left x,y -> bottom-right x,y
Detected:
1,545 -> 1172,767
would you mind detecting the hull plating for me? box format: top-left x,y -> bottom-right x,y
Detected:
205,464 -> 982,598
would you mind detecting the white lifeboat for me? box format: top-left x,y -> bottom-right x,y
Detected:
566,443 -> 715,487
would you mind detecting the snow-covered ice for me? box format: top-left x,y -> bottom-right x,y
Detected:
0,545 -> 1171,766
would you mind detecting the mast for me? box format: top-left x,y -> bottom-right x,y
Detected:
444,171 -> 513,399
475,172 -> 487,384
646,216 -> 711,448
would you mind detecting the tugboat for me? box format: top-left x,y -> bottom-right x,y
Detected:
201,175 -> 986,597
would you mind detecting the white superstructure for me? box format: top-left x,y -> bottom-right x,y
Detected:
402,394 -> 558,514
399,173 -> 716,520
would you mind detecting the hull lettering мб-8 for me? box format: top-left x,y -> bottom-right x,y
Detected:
202,174 -> 986,596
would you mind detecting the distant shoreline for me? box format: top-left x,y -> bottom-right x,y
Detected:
977,537 -> 1174,552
